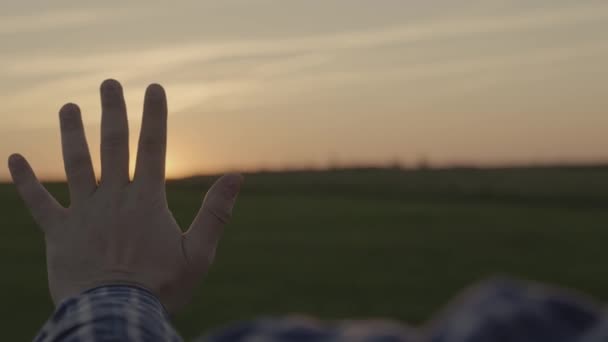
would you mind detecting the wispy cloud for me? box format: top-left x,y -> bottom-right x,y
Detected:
3,3 -> 606,117
3,2 -> 606,76
0,9 -> 106,35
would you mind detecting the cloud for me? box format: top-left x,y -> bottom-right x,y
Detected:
4,35 -> 606,124
1,2 -> 607,126
0,9 -> 106,35
3,2 -> 606,75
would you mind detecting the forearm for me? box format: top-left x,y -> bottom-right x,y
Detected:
35,285 -> 182,342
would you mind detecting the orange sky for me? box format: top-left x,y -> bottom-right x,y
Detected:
1,1 -> 607,180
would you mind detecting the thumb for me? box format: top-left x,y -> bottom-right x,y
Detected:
183,173 -> 243,269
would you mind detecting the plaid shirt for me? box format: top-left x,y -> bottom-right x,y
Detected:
34,285 -> 181,342
35,279 -> 608,342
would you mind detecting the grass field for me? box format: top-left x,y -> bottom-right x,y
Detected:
1,166 -> 608,340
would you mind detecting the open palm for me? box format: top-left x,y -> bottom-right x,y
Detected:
8,79 -> 242,313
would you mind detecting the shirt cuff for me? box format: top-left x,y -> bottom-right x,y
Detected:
34,285 -> 182,342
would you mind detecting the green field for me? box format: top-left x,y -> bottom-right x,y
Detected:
2,166 -> 608,340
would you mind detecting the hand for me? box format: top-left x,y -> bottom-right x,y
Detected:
7,79 -> 242,314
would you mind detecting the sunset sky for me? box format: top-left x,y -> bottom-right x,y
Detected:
1,0 -> 607,180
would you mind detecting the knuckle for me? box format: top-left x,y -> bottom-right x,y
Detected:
11,170 -> 33,186
138,136 -> 165,153
204,204 -> 232,225
60,117 -> 81,131
66,153 -> 92,174
60,115 -> 81,132
101,132 -> 128,150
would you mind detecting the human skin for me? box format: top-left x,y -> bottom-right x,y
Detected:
8,79 -> 242,314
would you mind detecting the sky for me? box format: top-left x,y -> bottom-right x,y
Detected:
1,0 -> 607,180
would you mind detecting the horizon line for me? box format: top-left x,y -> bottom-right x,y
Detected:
1,160 -> 607,184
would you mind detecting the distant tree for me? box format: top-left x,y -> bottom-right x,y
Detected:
388,157 -> 405,170
417,155 -> 431,170
328,153 -> 341,170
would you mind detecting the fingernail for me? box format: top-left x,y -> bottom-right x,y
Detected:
100,79 -> 121,93
59,103 -> 81,129
146,83 -> 165,97
225,174 -> 244,199
60,103 -> 79,116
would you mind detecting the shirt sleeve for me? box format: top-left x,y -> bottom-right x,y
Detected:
34,285 -> 183,342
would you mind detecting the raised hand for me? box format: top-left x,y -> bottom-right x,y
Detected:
8,79 -> 242,313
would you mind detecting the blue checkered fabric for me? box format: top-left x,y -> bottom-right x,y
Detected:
35,279 -> 608,341
34,285 -> 182,342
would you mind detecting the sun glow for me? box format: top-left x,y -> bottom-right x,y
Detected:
1,1 -> 607,183
164,154 -> 187,180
